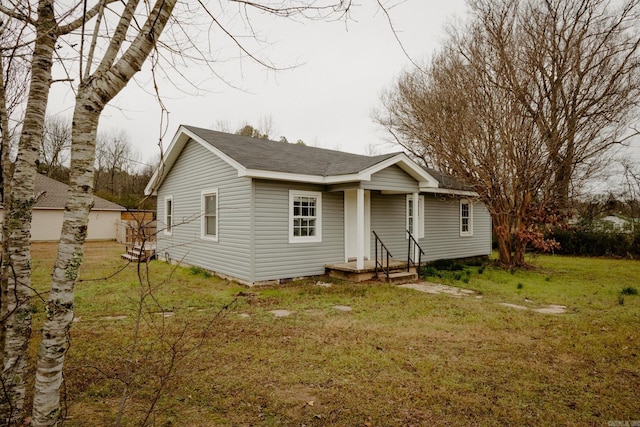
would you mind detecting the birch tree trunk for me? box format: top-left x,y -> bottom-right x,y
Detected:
0,41 -> 12,378
0,2 -> 57,423
32,1 -> 177,423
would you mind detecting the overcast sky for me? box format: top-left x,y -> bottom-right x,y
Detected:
47,0 -> 468,165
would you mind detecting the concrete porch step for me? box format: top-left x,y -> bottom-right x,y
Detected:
326,259 -> 419,283
121,253 -> 138,262
380,271 -> 418,284
120,245 -> 156,263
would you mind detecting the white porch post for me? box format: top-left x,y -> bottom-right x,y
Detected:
356,188 -> 365,270
412,192 -> 419,235
412,192 -> 419,259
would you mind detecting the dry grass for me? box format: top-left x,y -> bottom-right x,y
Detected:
26,242 -> 640,426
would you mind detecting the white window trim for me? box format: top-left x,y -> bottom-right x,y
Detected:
406,195 -> 425,239
201,188 -> 219,242
460,199 -> 474,236
289,190 -> 322,243
164,195 -> 173,236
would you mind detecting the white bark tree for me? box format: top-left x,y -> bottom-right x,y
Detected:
1,1 -> 394,424
0,2 -> 105,422
32,2 -> 179,423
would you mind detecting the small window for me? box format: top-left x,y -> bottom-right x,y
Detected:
406,195 -> 425,239
289,190 -> 322,243
460,199 -> 473,236
164,196 -> 173,235
201,189 -> 218,241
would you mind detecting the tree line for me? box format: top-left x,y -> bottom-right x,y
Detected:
36,116 -> 156,209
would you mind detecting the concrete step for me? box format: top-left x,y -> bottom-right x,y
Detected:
379,271 -> 418,284
121,249 -> 156,262
121,253 -> 139,262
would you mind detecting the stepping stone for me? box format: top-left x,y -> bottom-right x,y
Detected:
239,313 -> 251,318
400,282 -> 475,297
270,310 -> 294,317
533,305 -> 567,314
156,311 -> 175,317
499,303 -> 528,310
333,305 -> 352,312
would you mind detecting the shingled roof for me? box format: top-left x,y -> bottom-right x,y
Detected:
146,125 -> 477,195
31,174 -> 125,210
183,126 -> 399,177
423,167 -> 473,192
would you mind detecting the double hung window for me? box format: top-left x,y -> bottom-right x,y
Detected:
290,190 -> 322,243
164,196 -> 173,235
460,199 -> 473,236
201,189 -> 218,241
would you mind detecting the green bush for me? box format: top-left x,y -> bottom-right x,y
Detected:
621,286 -> 638,296
420,258 -> 487,283
547,227 -> 640,258
429,259 -> 464,271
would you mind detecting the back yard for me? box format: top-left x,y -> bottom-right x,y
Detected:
28,242 -> 639,426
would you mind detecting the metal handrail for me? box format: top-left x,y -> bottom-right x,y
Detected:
372,230 -> 392,280
406,229 -> 425,273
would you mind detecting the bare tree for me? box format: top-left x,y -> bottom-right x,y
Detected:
378,36 -> 553,267
39,115 -> 71,179
376,0 -> 640,266
470,0 -> 640,209
236,123 -> 269,139
95,129 -> 136,194
211,119 -> 231,133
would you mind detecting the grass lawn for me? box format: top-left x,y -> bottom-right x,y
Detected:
28,242 -> 640,426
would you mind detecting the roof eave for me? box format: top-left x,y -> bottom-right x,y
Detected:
420,187 -> 479,197
240,169 -> 368,184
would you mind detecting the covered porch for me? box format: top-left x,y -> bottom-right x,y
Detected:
338,186 -> 425,276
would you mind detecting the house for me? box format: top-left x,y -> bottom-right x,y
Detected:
0,174 -> 125,241
145,125 -> 492,286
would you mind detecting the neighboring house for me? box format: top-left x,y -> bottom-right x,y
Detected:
145,125 -> 492,286
0,174 -> 125,241
599,215 -> 633,233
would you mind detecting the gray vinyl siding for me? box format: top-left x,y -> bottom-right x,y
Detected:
253,180 -> 344,281
421,195 -> 492,261
362,165 -> 419,193
370,192 -> 492,262
370,192 -> 407,259
156,139 -> 252,282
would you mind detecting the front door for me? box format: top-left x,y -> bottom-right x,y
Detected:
344,189 -> 370,262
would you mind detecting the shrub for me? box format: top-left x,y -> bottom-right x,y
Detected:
421,266 -> 439,277
429,259 -> 464,271
547,227 -> 640,258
